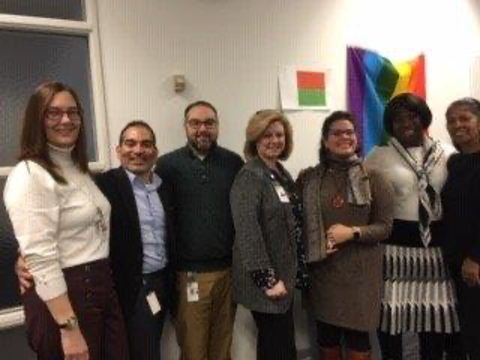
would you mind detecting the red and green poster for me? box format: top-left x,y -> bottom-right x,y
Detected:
279,66 -> 329,110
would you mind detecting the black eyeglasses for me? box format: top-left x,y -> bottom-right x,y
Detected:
186,118 -> 217,130
45,107 -> 82,123
329,129 -> 356,137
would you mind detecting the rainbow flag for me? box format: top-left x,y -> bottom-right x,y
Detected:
347,46 -> 426,155
297,71 -> 326,106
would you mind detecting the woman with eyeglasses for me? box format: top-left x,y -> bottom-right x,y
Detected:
298,110 -> 393,360
366,93 -> 461,360
4,82 -> 128,360
442,98 -> 480,359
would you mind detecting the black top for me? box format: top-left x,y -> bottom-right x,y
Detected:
441,152 -> 480,266
155,144 -> 244,272
385,219 -> 443,247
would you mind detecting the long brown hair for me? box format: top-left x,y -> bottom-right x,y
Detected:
19,81 -> 89,184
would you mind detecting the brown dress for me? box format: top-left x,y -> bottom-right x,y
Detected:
304,163 -> 393,332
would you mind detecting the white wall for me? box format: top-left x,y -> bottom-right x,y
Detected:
97,0 -> 480,175
95,0 -> 480,358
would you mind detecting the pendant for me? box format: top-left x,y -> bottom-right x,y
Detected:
331,194 -> 344,208
97,219 -> 108,233
96,208 -> 108,233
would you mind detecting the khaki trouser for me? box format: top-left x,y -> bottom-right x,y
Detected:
175,269 -> 236,360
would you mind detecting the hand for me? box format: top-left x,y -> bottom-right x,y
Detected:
61,327 -> 89,360
265,280 -> 288,299
326,239 -> 338,256
462,257 -> 480,287
15,253 -> 34,294
326,224 -> 354,248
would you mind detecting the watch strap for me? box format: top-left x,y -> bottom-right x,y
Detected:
352,227 -> 361,241
58,316 -> 79,331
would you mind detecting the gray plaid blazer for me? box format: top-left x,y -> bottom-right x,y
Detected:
230,158 -> 297,314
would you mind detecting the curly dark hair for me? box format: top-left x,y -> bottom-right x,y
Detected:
383,93 -> 432,135
319,110 -> 359,163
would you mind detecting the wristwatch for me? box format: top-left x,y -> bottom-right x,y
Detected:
352,227 -> 361,241
58,316 -> 79,331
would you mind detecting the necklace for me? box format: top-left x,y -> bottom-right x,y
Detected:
94,208 -> 108,233
71,177 -> 108,235
331,193 -> 344,208
329,169 -> 346,208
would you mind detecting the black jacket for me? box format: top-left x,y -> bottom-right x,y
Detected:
95,168 -> 176,317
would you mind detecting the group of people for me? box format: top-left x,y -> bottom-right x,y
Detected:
6,82 -> 243,360
2,81 -> 480,360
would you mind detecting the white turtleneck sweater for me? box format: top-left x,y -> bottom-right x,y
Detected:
4,145 -> 110,301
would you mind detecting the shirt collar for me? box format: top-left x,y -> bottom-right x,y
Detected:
124,168 -> 162,189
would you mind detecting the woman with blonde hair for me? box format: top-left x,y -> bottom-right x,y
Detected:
231,110 -> 308,360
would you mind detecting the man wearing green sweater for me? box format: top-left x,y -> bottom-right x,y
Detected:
155,101 -> 243,360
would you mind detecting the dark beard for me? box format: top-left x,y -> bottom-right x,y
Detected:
187,139 -> 217,155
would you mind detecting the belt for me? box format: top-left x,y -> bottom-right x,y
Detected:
142,268 -> 167,280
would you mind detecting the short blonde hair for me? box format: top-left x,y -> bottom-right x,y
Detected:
243,110 -> 293,161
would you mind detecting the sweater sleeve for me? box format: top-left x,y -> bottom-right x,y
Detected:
155,155 -> 169,180
468,236 -> 480,264
230,168 -> 273,271
468,174 -> 480,263
4,162 -> 66,301
363,146 -> 384,169
357,167 -> 394,243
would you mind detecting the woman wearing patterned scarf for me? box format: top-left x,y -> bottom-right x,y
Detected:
367,93 -> 461,360
299,111 -> 393,360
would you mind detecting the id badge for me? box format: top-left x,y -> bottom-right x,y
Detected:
146,291 -> 161,315
186,282 -> 199,302
274,184 -> 290,203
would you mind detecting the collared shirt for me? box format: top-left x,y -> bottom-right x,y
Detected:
125,169 -> 167,273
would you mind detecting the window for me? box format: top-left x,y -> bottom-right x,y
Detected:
0,0 -> 108,329
0,0 -> 84,21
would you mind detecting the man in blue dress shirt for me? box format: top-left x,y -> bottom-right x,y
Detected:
96,120 -> 175,360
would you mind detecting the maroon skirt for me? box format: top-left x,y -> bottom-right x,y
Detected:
22,258 -> 129,360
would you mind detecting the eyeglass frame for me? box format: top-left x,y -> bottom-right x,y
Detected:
328,129 -> 356,138
44,106 -> 83,123
185,118 -> 218,130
